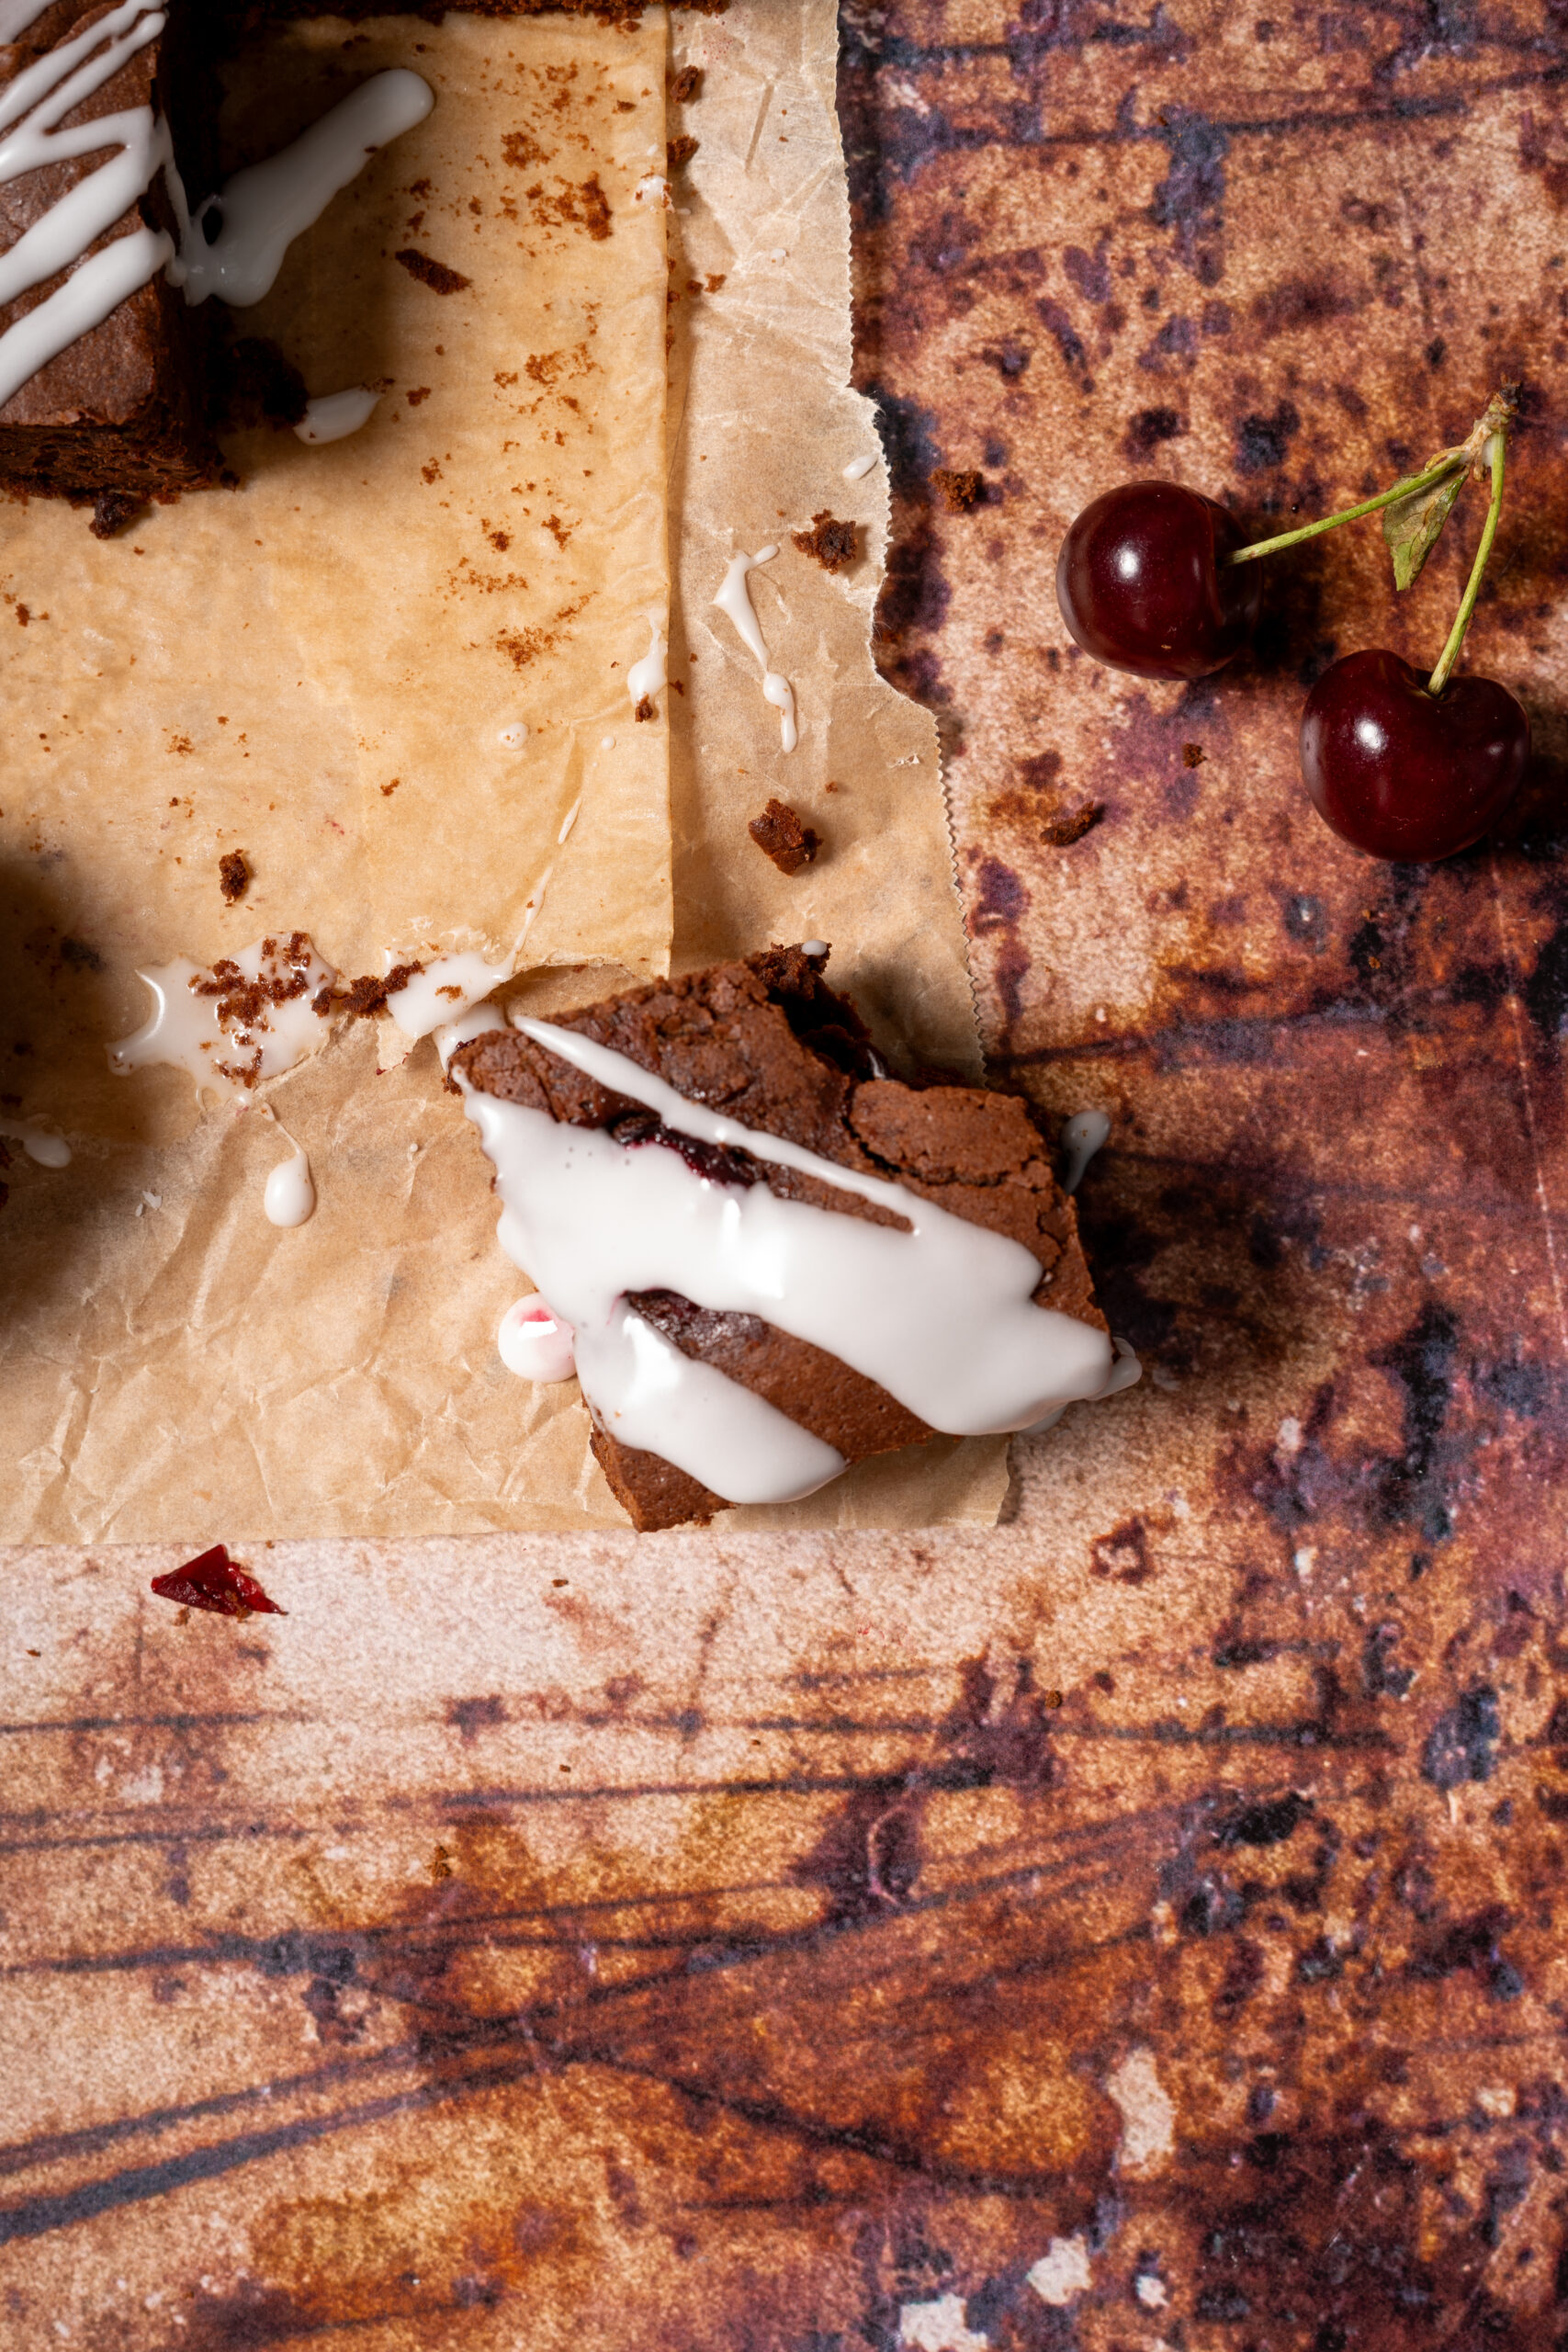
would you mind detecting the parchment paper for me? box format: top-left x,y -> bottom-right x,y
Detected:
1,0 -> 1006,1539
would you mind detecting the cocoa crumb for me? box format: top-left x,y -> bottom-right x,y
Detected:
381,777 -> 400,797
1182,741 -> 1206,767
667,133 -> 699,169
748,797 -> 820,876
705,271 -> 726,293
932,467 -> 985,513
791,510 -> 857,572
634,695 -> 656,721
313,961 -> 425,1021
394,249 -> 472,296
218,850 -> 251,904
1043,800 -> 1104,847
406,385 -> 432,406
671,64 -> 703,102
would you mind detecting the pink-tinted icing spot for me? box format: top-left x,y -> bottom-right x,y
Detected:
498,1295 -> 576,1383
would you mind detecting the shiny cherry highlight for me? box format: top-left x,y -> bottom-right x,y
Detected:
1055,481 -> 1263,681
1299,648 -> 1529,862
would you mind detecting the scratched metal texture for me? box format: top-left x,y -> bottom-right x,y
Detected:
8,5 -> 1568,2349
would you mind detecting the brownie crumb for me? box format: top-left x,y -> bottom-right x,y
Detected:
791,510 -> 858,572
671,64 -> 703,102
932,467 -> 985,513
314,961 -> 425,1021
749,797 -> 820,876
1182,741 -> 1206,767
219,851 -> 252,904
634,694 -> 656,721
90,491 -> 145,539
667,133 -> 699,169
1043,800 -> 1104,847
705,271 -> 726,292
394,249 -> 472,296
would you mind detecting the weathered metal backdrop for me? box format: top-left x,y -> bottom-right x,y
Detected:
6,5 -> 1568,2347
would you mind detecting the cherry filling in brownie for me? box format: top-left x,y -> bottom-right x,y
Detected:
448,945 -> 1138,1532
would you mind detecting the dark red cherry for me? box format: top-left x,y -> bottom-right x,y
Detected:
1055,481 -> 1263,680
1300,649 -> 1529,862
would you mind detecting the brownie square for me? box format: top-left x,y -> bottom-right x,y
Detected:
453,947 -> 1107,1531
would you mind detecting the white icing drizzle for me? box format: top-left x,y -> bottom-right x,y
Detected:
458,1022 -> 1137,1505
842,451 -> 878,481
498,1295 -> 576,1383
383,952 -> 513,1043
0,1114 -> 70,1167
497,720 -> 527,748
0,0 -> 53,40
107,934 -> 337,1098
294,387 -> 379,445
263,1132 -> 315,1227
0,16 -> 431,412
1061,1108 -> 1111,1194
557,796 -> 581,846
175,72 -> 434,308
713,548 -> 798,753
799,939 -> 829,957
626,615 -> 667,708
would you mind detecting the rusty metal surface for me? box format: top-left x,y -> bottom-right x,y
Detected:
7,4 -> 1568,2347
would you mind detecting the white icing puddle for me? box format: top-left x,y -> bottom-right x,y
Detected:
295,387 -> 378,444
497,720 -> 527,749
1061,1108 -> 1111,1193
713,548 -> 797,752
626,615 -> 667,707
382,952 -> 513,1042
0,13 -> 431,415
842,451 -> 879,481
107,934 -> 337,1096
498,1295 -> 576,1383
0,1116 -> 70,1168
460,1021 -> 1137,1506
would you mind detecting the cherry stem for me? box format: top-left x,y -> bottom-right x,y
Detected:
1427,430 -> 1506,696
1222,453 -> 1466,568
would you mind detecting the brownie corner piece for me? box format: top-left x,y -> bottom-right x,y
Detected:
0,0 -> 222,507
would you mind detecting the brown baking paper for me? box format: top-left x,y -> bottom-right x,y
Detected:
0,0 -> 1005,1539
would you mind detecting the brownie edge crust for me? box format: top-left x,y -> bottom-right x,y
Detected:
452,948 -> 1107,1532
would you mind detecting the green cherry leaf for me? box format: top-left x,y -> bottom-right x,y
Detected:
1382,462 -> 1466,592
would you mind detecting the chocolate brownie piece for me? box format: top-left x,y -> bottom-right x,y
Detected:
452,946 -> 1106,1532
0,0 -> 222,509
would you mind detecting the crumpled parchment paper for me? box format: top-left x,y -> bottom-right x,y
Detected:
0,0 -> 1005,1539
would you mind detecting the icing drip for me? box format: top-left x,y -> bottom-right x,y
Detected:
295,387 -> 379,444
0,1114 -> 69,1167
556,797 -> 581,846
459,1023 -> 1138,1503
107,933 -> 338,1097
626,615 -> 667,707
0,11 -> 432,410
713,548 -> 798,753
175,72 -> 434,309
263,1136 -> 315,1227
1061,1109 -> 1111,1194
383,951 -> 512,1042
498,1295 -> 576,1383
842,451 -> 878,481
434,1004 -> 506,1071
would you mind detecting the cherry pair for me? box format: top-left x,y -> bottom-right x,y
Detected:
1053,391 -> 1529,862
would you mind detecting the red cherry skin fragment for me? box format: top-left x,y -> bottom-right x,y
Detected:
151,1544 -> 285,1617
